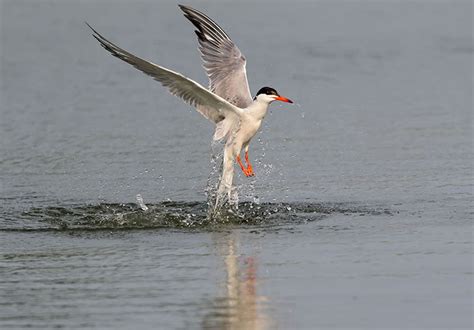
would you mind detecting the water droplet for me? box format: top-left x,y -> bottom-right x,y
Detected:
136,194 -> 148,211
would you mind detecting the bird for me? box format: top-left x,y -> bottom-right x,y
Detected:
86,4 -> 293,203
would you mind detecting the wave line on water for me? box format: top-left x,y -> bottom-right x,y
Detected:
7,201 -> 394,232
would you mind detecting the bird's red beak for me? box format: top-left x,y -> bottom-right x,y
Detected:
275,95 -> 293,103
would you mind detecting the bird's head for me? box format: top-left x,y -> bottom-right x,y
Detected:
254,87 -> 293,104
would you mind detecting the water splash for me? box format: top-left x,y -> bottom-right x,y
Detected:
14,201 -> 393,231
135,194 -> 148,211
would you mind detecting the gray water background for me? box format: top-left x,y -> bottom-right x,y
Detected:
0,0 -> 472,329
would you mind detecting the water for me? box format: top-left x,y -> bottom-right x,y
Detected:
1,0 -> 472,328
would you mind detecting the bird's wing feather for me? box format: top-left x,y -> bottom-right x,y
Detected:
86,22 -> 240,123
179,5 -> 253,108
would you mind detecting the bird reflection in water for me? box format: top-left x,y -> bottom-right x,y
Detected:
202,233 -> 272,330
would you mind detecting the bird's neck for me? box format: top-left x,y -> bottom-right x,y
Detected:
247,99 -> 270,120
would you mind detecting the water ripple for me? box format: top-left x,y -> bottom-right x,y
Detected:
1,201 -> 395,231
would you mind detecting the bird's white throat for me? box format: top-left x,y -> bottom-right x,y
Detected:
247,97 -> 272,120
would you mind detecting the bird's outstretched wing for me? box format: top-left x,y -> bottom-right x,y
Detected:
179,5 -> 253,108
86,22 -> 239,123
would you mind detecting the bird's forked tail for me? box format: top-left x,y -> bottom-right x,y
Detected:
215,145 -> 238,209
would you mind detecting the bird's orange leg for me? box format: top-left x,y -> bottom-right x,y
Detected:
236,155 -> 251,177
244,151 -> 255,177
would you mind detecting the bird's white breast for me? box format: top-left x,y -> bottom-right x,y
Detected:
237,101 -> 270,144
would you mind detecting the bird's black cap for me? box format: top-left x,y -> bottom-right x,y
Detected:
254,86 -> 293,103
256,87 -> 279,97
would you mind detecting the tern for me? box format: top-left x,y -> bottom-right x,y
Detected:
86,5 -> 293,202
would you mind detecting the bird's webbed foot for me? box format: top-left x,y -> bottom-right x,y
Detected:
236,152 -> 255,177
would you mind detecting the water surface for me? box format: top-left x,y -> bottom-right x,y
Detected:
1,0 -> 472,329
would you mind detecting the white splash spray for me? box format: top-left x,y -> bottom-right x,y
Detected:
135,194 -> 148,211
